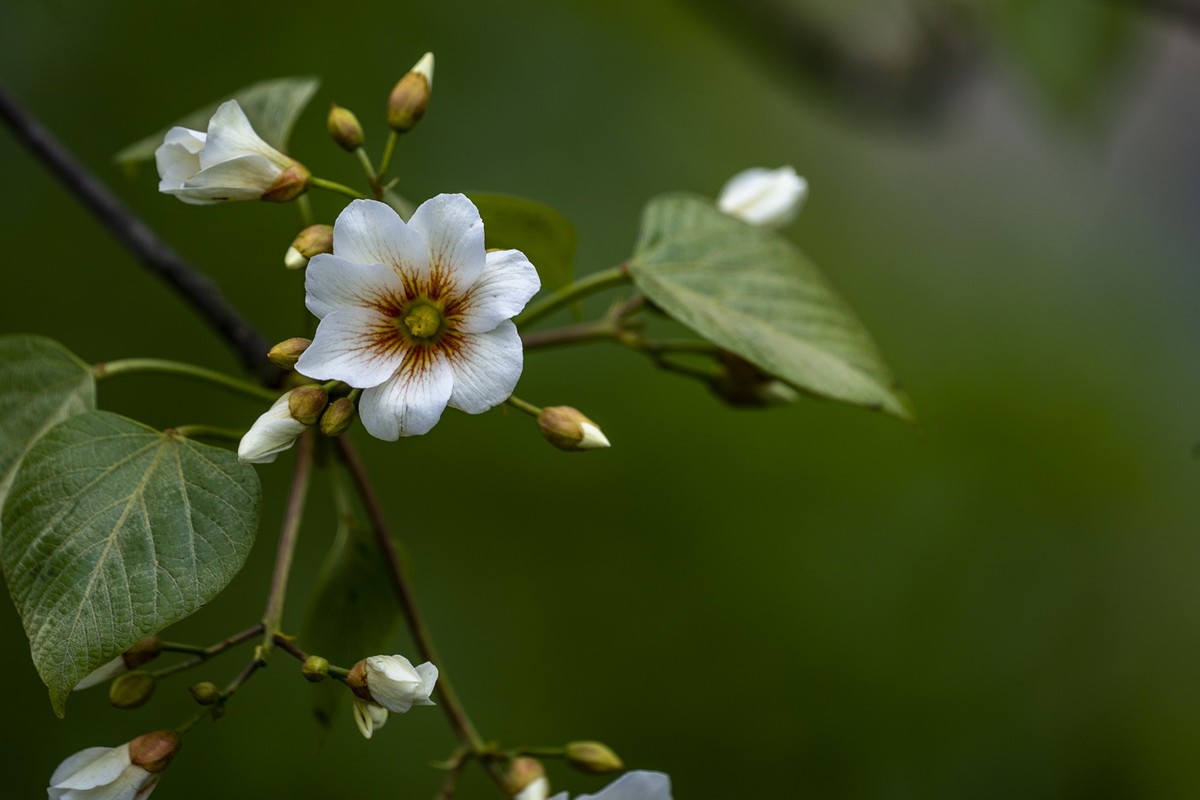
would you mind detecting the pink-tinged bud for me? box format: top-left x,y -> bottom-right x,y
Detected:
506,757 -> 547,796
128,730 -> 182,774
261,160 -> 311,203
121,636 -> 162,669
537,406 -> 611,451
327,103 -> 365,151
388,52 -> 434,132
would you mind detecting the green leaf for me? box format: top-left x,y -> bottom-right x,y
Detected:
629,193 -> 912,420
468,192 -> 578,291
0,335 -> 96,523
301,504 -> 398,731
1,411 -> 261,716
114,76 -> 320,165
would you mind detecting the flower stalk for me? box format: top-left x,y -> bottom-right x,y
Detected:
260,430 -> 316,654
513,264 -> 632,329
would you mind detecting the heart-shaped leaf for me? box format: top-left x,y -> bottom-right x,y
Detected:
0,335 -> 95,521
2,411 -> 261,715
629,194 -> 912,419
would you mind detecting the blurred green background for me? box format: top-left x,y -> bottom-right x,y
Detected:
3,0 -> 1200,797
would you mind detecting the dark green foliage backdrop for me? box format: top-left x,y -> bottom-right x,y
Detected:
2,1 -> 1199,797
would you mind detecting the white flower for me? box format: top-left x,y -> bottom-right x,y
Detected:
348,654 -> 438,739
295,196 -> 541,440
351,698 -> 390,740
72,655 -> 128,691
548,771 -> 673,800
155,100 -> 308,205
47,732 -> 180,800
717,166 -> 807,227
363,654 -> 438,713
237,391 -> 309,464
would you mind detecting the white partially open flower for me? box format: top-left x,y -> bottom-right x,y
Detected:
347,654 -> 438,739
295,196 -> 541,440
155,100 -> 309,205
548,771 -> 673,800
237,391 -> 309,464
717,166 -> 807,227
48,732 -> 180,800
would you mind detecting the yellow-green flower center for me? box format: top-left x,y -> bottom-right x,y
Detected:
401,303 -> 443,342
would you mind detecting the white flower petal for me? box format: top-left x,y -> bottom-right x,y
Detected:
576,771 -> 673,800
50,746 -> 131,791
154,129 -> 205,193
366,655 -> 425,713
516,777 -> 551,800
408,193 -> 486,294
178,154 -> 282,199
73,656 -> 128,691
352,698 -> 389,739
295,307 -> 405,389
447,321 -> 524,414
238,393 -> 309,464
455,249 -> 541,334
414,661 -> 439,705
199,100 -> 290,171
332,200 -> 429,286
304,253 -> 407,320
717,166 -> 807,227
358,350 -> 454,439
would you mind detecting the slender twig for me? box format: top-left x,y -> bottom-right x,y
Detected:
335,437 -> 508,791
513,264 -> 632,329
434,749 -> 471,800
153,624 -> 264,680
272,635 -> 310,663
0,84 -> 281,386
95,358 -> 279,402
521,320 -> 618,351
261,431 -> 316,651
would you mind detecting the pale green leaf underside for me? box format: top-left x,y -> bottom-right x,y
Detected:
468,192 -> 577,292
2,411 -> 260,716
629,194 -> 912,419
114,76 -> 320,165
0,335 -> 96,525
301,514 -> 399,730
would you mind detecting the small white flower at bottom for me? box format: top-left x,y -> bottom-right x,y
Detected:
717,166 -> 807,227
48,743 -> 162,800
237,392 -> 309,464
351,698 -> 391,739
548,771 -> 673,800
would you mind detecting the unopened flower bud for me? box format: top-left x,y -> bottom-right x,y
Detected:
268,337 -> 312,368
388,52 -> 434,132
711,351 -> 799,408
301,656 -> 330,683
128,730 -> 181,774
109,671 -> 156,710
261,160 -> 312,203
537,406 -> 611,451
327,103 -> 365,151
284,225 -> 334,270
717,165 -> 807,227
239,391 -> 310,464
319,397 -> 357,436
564,741 -> 624,774
188,681 -> 221,705
288,385 -> 329,425
507,757 -> 547,798
122,636 -> 162,669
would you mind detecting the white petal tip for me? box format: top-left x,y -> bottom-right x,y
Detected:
578,422 -> 611,449
284,246 -> 308,270
412,52 -> 434,84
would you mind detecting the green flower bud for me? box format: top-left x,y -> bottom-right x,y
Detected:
188,681 -> 221,705
327,103 -> 366,151
301,656 -> 330,683
537,406 -> 611,451
319,397 -> 357,436
128,730 -> 182,773
109,671 -> 156,710
565,741 -> 624,774
288,385 -> 329,426
268,337 -> 312,369
388,52 -> 434,133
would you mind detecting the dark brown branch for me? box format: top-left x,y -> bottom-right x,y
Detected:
0,83 -> 282,386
